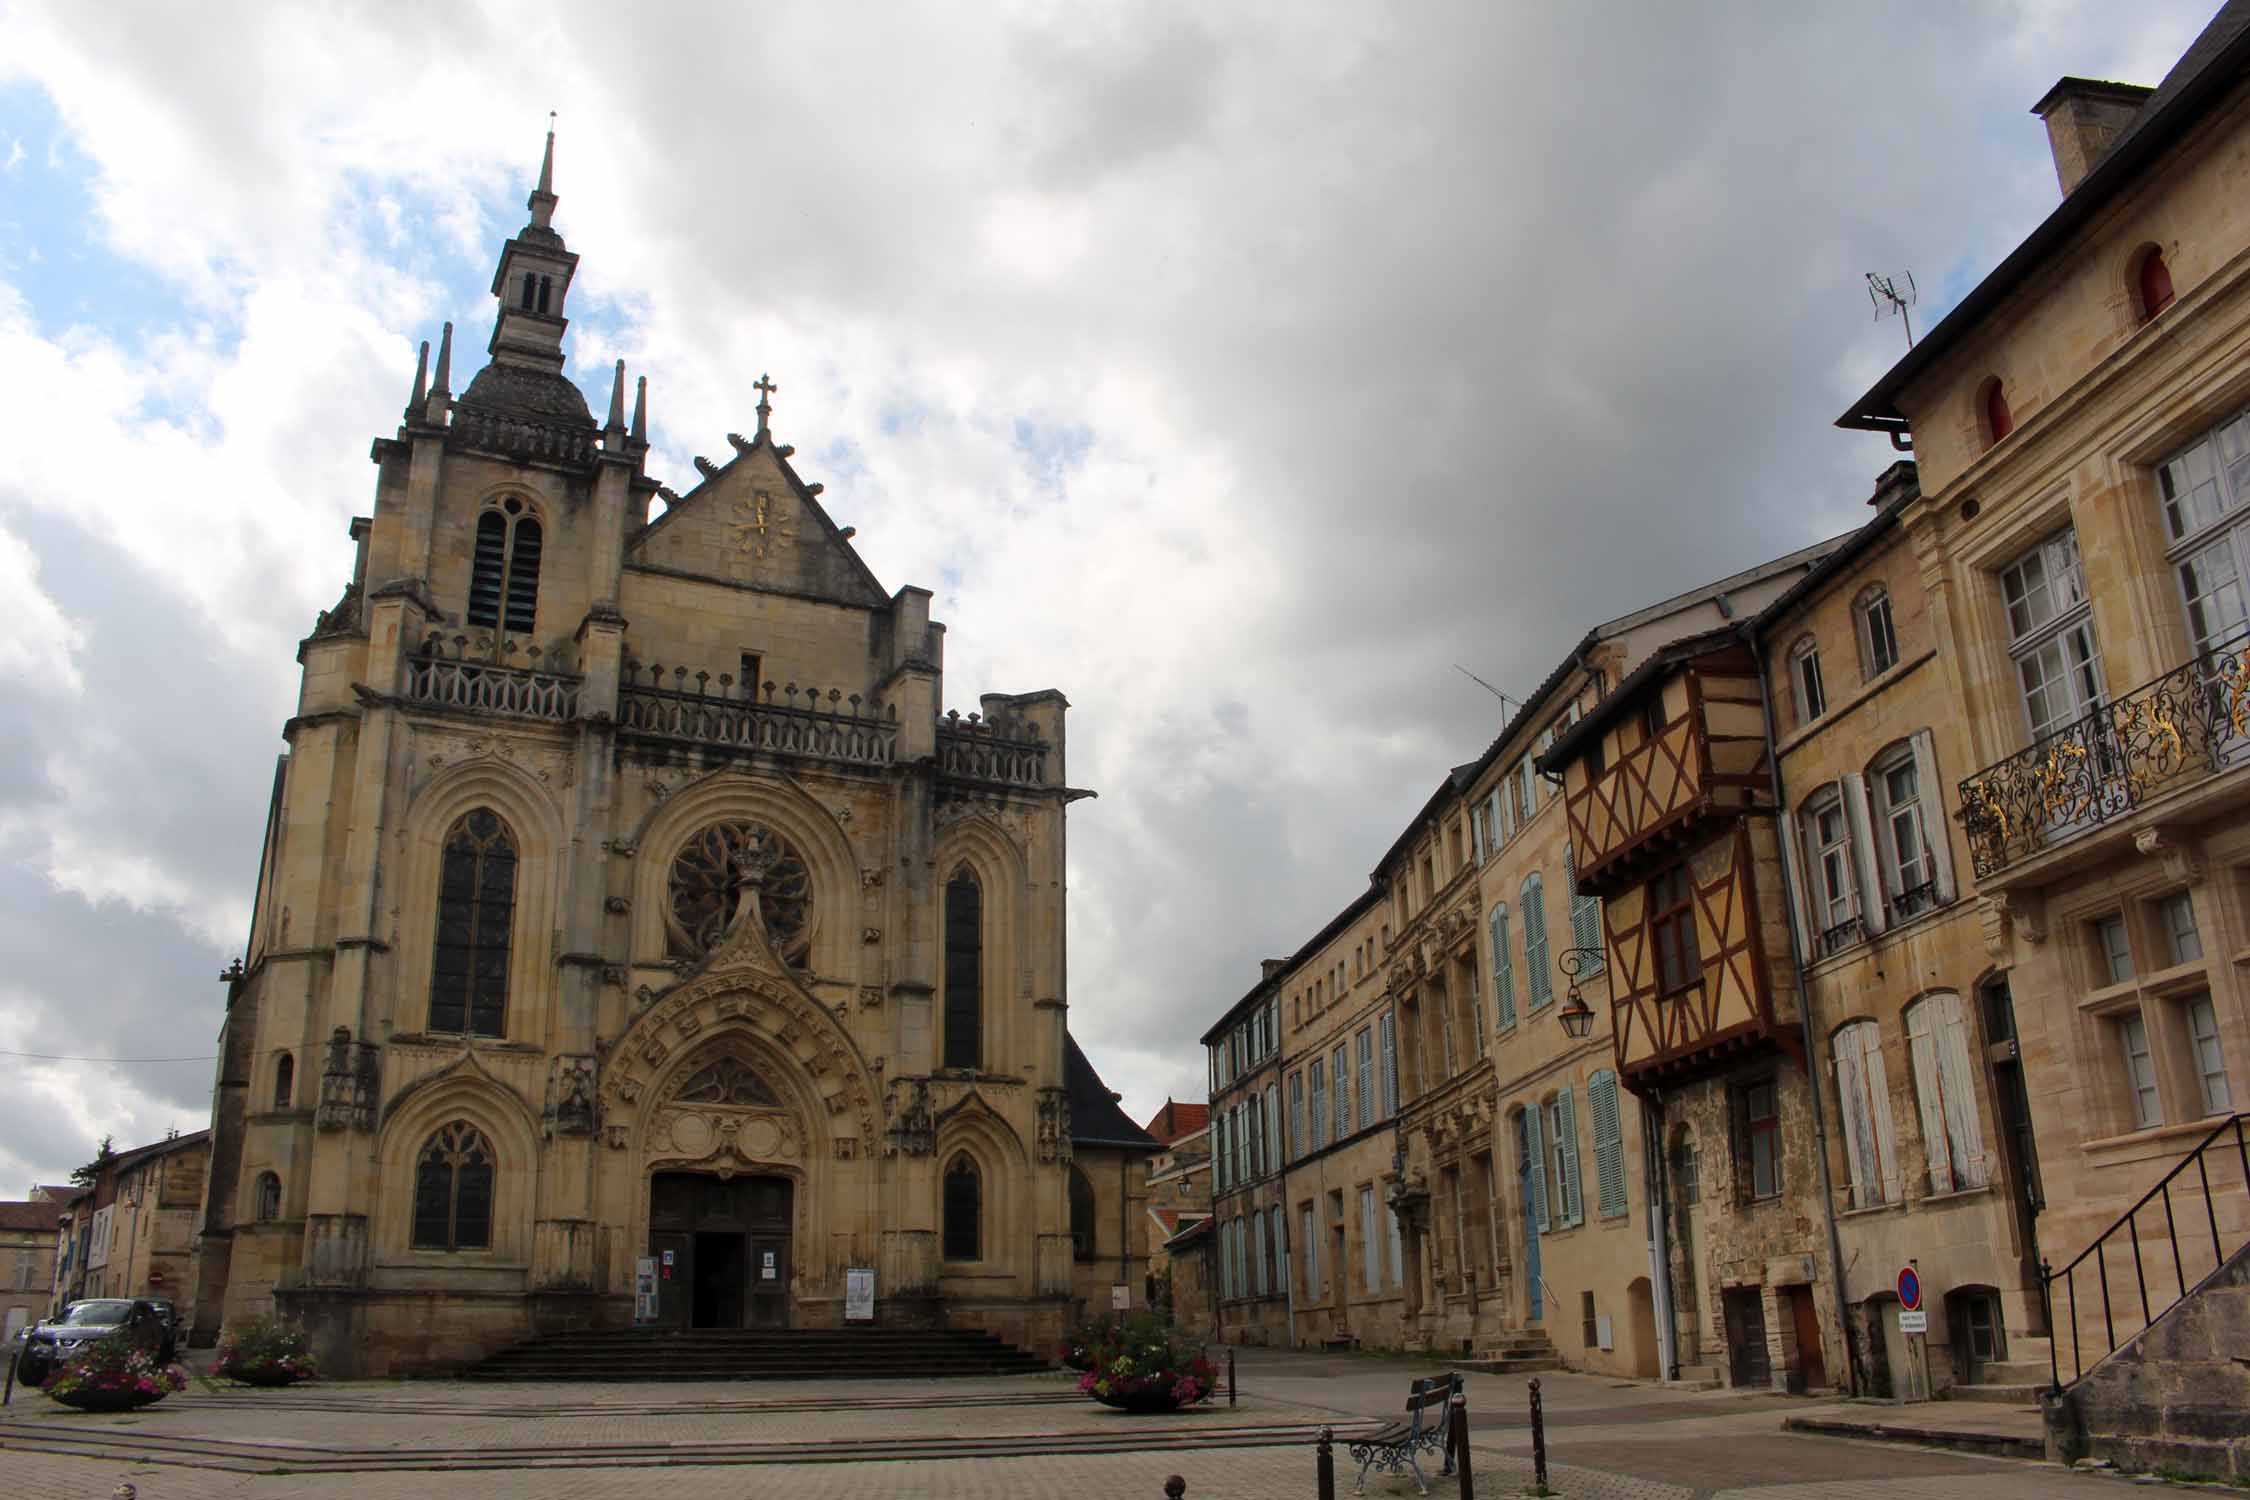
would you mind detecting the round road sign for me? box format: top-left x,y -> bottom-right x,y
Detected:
1897,1266 -> 1922,1312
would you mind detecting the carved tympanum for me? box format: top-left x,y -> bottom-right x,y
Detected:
671,1054 -> 782,1108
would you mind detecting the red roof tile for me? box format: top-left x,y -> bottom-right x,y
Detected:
1141,1099 -> 1209,1146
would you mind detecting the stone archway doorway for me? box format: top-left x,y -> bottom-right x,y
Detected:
649,1172 -> 794,1330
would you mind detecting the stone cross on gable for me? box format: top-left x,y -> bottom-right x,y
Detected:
754,372 -> 778,437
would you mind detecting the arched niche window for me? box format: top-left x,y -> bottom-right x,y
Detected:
2136,246 -> 2176,322
942,867 -> 983,1071
942,1153 -> 981,1261
254,1171 -> 281,1222
411,1120 -> 495,1251
1069,1165 -> 1098,1262
467,496 -> 543,635
430,809 -> 517,1038
1980,378 -> 2015,449
273,1053 -> 294,1111
518,272 -> 554,314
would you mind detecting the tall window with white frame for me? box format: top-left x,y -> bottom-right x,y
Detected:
1804,788 -> 1860,956
2119,1012 -> 2162,1130
2186,997 -> 2233,1116
2002,528 -> 2105,742
1857,584 -> 1900,679
1871,746 -> 1934,920
2155,408 -> 2250,661
2095,913 -> 2134,985
2162,891 -> 2203,964
1791,637 -> 1827,724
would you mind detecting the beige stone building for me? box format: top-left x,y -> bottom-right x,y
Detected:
1837,4 -> 2250,1389
193,136 -> 1152,1375
2,1192 -> 70,1341
1138,1099 -> 1209,1327
1743,463 -> 2047,1398
51,1133 -> 211,1319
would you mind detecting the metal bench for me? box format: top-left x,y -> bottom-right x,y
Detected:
1345,1372 -> 1459,1496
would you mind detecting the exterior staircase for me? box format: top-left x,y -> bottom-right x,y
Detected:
465,1326 -> 1052,1382
1951,1333 -> 2052,1404
1451,1328 -> 1563,1375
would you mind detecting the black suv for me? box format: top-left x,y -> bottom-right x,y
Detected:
14,1298 -> 171,1385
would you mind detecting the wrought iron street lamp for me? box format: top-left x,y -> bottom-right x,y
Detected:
1556,947 -> 1602,1039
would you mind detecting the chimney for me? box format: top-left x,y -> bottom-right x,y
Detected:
2031,77 -> 2154,196
1260,959 -> 1289,981
1868,459 -> 1920,511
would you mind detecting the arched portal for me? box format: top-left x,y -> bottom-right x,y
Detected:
650,1171 -> 796,1329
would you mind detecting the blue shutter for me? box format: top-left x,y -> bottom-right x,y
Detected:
1566,842 -> 1603,969
1591,1070 -> 1627,1218
1555,1088 -> 1584,1227
1523,875 -> 1552,1009
1525,1107 -> 1549,1232
1490,903 -> 1516,1029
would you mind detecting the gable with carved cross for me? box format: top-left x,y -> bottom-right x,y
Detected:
627,433 -> 889,609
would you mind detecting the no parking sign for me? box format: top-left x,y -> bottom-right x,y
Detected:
1897,1266 -> 1927,1333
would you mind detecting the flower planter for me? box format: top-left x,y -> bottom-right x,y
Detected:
1089,1387 -> 1198,1414
48,1385 -> 170,1413
222,1364 -> 309,1387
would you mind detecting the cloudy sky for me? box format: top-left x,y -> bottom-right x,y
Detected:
0,0 -> 2217,1189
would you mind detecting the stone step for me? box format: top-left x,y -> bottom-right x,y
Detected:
465,1326 -> 1051,1383
1966,1358 -> 2053,1384
1949,1382 -> 2045,1405
1668,1363 -> 1722,1389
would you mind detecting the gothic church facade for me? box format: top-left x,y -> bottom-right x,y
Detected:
192,138 -> 1151,1374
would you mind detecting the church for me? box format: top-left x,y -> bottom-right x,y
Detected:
189,135 -> 1154,1375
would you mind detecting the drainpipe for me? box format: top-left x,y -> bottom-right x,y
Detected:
1749,625 -> 1858,1396
1641,1091 -> 1678,1380
1120,1151 -> 1130,1309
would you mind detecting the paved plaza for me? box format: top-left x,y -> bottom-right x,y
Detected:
0,1347 -> 2124,1499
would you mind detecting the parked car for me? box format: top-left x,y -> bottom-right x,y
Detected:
12,1299 -> 171,1386
144,1297 -> 182,1353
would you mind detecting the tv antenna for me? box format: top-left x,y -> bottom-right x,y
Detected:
1867,271 -> 1917,349
1453,665 -> 1519,718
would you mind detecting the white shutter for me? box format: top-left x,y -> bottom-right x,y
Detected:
1906,1005 -> 1955,1194
1910,729 -> 1958,905
1841,773 -> 1888,935
1834,1027 -> 1876,1204
1381,1012 -> 1399,1116
1525,1107 -> 1549,1232
1555,1089 -> 1584,1226
1932,995 -> 1990,1188
1777,809 -> 1815,957
1524,876 -> 1552,1009
1867,1029 -> 1901,1203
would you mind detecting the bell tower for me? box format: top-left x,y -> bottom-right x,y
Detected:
485,126 -> 578,376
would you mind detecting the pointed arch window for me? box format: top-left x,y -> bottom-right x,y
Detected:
411,1120 -> 494,1251
942,1153 -> 981,1261
943,867 -> 983,1071
1068,1165 -> 1098,1261
273,1053 -> 294,1110
254,1171 -> 281,1222
430,809 -> 517,1038
467,496 -> 542,635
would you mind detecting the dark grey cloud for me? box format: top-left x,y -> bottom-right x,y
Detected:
0,0 -> 2218,1173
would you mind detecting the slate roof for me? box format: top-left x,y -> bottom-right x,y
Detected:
1065,1033 -> 1160,1152
457,360 -> 596,427
1841,0 -> 2250,429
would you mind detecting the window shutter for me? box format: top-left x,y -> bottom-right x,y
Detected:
1491,905 -> 1516,1028
1868,1028 -> 1901,1202
1931,994 -> 1989,1188
1906,1006 -> 1953,1194
1592,1071 -> 1627,1218
1555,1088 -> 1584,1226
1380,1012 -> 1399,1116
1566,842 -> 1603,964
1524,876 -> 1552,1009
1266,1084 -> 1282,1169
1525,1108 -> 1550,1232
1841,773 -> 1888,935
1910,729 -> 1957,904
1777,809 -> 1815,955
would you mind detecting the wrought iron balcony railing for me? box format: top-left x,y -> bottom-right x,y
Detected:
935,709 -> 1049,788
1957,641 -> 2250,878
618,661 -> 898,767
405,634 -> 580,723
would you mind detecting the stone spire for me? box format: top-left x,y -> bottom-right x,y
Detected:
631,375 -> 648,447
405,338 -> 428,420
529,116 -> 557,228
605,358 -> 627,433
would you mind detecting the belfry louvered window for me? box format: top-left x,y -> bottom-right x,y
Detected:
430,809 -> 516,1037
467,497 -> 543,635
411,1120 -> 494,1251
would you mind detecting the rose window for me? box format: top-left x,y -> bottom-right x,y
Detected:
667,820 -> 814,965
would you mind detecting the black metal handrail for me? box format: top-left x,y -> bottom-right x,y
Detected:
2041,1111 -> 2249,1391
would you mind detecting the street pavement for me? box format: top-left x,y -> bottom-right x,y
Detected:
0,1344 -> 2123,1499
